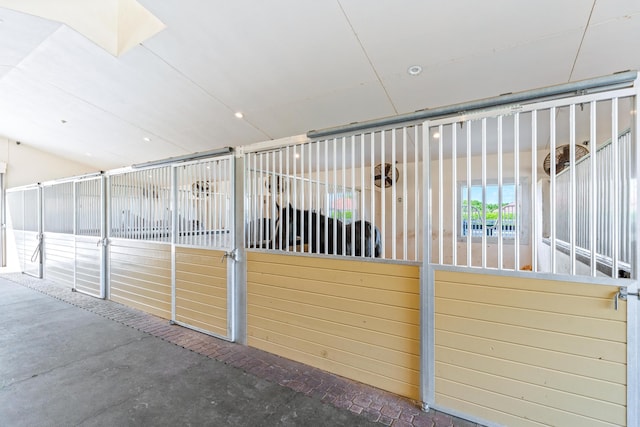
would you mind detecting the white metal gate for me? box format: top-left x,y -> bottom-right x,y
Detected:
7,186 -> 42,277
172,155 -> 236,341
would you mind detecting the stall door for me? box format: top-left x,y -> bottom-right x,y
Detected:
75,177 -> 106,298
173,156 -> 236,341
42,181 -> 74,287
7,186 -> 42,277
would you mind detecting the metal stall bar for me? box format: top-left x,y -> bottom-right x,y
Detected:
392,130 -> 397,260
590,101 -> 598,277
612,98 -> 620,277
481,118 -> 487,269
514,112 -> 521,270
531,110 -> 538,271
381,131 -> 386,258
550,107 -> 557,274
451,123 -> 457,266
403,127 -> 408,261
437,125 -> 444,264
497,116 -> 503,269
570,104 -> 577,275
466,121 -> 472,267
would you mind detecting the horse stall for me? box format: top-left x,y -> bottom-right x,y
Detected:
422,81 -> 638,426
243,72 -> 639,426
6,185 -> 42,277
243,128 -> 423,399
40,174 -> 106,297
42,180 -> 74,288
107,166 -> 173,319
106,155 -> 237,338
172,155 -> 236,340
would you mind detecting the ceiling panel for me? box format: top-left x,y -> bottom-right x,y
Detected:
571,8 -> 640,81
339,0 -> 593,80
383,28 -> 583,114
139,1 -> 383,118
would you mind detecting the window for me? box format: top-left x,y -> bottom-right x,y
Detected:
327,190 -> 359,224
459,182 -> 527,240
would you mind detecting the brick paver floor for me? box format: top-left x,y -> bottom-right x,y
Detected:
2,272 -> 481,427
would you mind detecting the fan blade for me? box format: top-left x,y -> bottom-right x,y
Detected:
385,163 -> 391,175
374,175 -> 383,180
385,177 -> 393,187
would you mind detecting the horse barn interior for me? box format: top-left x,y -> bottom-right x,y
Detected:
0,2 -> 639,427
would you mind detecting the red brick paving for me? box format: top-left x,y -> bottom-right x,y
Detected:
3,272 -> 482,427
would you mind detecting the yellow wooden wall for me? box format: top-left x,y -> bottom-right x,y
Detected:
109,239 -> 171,319
247,251 -> 421,399
175,247 -> 228,337
434,270 -> 626,427
44,233 -> 74,288
75,236 -> 102,296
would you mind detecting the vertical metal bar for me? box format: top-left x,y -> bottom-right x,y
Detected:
292,145 -> 297,253
451,123 -> 457,266
370,132 -> 375,258
271,152 -> 277,250
514,112 -> 520,271
481,118 -> 487,269
415,125 -> 420,261
531,110 -> 538,272
341,136 -> 347,256
420,120 -> 435,408
550,107 -> 557,274
279,149 -> 284,251
466,121 -> 472,267
569,104 -> 577,275
308,143 -> 313,254
316,142 -> 321,253
438,124 -> 444,264
402,127 -> 408,261
392,129 -> 397,260
333,138 -> 338,254
300,143 -> 306,253
497,116 -> 503,269
381,131 -> 386,258
612,98 -> 620,277
361,133 -> 366,258
351,135 -> 356,257
324,140 -> 329,255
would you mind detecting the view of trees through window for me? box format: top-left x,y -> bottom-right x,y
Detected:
460,184 -> 517,237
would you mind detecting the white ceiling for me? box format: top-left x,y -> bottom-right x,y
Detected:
0,0 -> 638,171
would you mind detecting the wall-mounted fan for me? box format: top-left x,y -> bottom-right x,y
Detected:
543,144 -> 589,175
374,163 -> 399,188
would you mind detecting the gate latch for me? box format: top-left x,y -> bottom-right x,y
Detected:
220,248 -> 238,263
615,287 -> 640,310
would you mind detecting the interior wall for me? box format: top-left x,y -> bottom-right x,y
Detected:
0,137 -> 95,188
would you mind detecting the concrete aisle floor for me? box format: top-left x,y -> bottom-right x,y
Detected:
0,274 -> 481,427
0,280 -> 375,427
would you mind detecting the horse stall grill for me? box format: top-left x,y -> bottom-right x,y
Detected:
107,166 -> 172,319
244,126 -> 424,399
42,181 -> 74,288
245,127 -> 422,260
6,186 -> 42,277
173,155 -> 235,340
423,83 -> 638,426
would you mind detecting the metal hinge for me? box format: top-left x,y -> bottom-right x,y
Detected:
615,287 -> 640,310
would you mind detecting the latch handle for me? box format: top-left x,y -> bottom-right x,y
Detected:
220,249 -> 238,263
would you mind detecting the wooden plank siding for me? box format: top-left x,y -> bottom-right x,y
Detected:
109,239 -> 171,319
246,251 -> 421,399
75,236 -> 102,296
175,247 -> 228,337
434,270 -> 626,427
44,233 -> 74,288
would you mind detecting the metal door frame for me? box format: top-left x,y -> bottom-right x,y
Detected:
171,154 -> 238,342
6,184 -> 43,278
73,174 -> 107,298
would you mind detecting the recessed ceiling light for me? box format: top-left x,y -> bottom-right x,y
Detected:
143,137 -> 151,142
407,65 -> 423,76
433,132 -> 440,139
235,112 -> 244,119
85,152 -> 92,157
294,152 -> 300,159
60,119 -> 67,124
